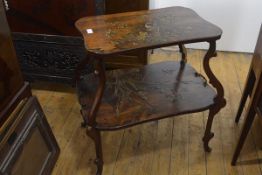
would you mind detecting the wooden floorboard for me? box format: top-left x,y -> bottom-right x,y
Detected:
213,52 -> 244,175
31,48 -> 261,175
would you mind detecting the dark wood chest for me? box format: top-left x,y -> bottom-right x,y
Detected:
4,0 -> 149,83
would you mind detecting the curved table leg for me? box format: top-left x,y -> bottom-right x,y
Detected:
202,41 -> 226,152
203,106 -> 222,152
86,127 -> 104,175
78,56 -> 106,174
179,44 -> 187,66
88,57 -> 106,174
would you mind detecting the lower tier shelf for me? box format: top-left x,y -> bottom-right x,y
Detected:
78,61 -> 216,130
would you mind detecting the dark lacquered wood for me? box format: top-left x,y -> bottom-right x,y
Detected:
76,7 -> 226,175
232,25 -> 262,166
6,0 -> 96,36
75,6 -> 222,55
85,127 -> 103,175
179,44 -> 187,64
78,61 -> 216,130
0,2 -> 28,126
0,1 -> 24,103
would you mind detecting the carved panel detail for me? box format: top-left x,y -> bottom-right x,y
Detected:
13,33 -> 93,83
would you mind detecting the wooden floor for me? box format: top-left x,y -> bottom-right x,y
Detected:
31,48 -> 262,175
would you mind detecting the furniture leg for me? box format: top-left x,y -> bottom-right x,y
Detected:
179,44 -> 187,66
86,128 -> 104,175
202,41 -> 226,152
235,70 -> 255,123
231,104 -> 256,165
77,56 -> 106,175
78,57 -> 106,126
203,107 -> 219,152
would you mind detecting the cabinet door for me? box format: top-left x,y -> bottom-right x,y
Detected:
0,97 -> 59,175
0,0 -> 24,121
105,0 -> 149,14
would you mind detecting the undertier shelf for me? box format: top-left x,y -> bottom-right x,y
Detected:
78,61 -> 216,130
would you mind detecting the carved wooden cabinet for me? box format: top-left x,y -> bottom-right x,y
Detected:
4,0 -> 149,83
0,1 -> 59,174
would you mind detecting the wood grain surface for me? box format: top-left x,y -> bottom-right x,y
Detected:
75,6 -> 222,55
78,61 -> 216,130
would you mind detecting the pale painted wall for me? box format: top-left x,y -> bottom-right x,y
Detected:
150,0 -> 262,52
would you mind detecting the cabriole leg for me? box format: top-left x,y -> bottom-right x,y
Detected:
203,107 -> 220,152
202,40 -> 226,152
77,56 -> 106,175
86,127 -> 103,175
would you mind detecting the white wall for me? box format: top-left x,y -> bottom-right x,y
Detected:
150,0 -> 262,53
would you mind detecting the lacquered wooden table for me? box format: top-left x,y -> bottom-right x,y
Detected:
75,6 -> 226,175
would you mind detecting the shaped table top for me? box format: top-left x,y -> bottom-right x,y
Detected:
75,6 -> 222,56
